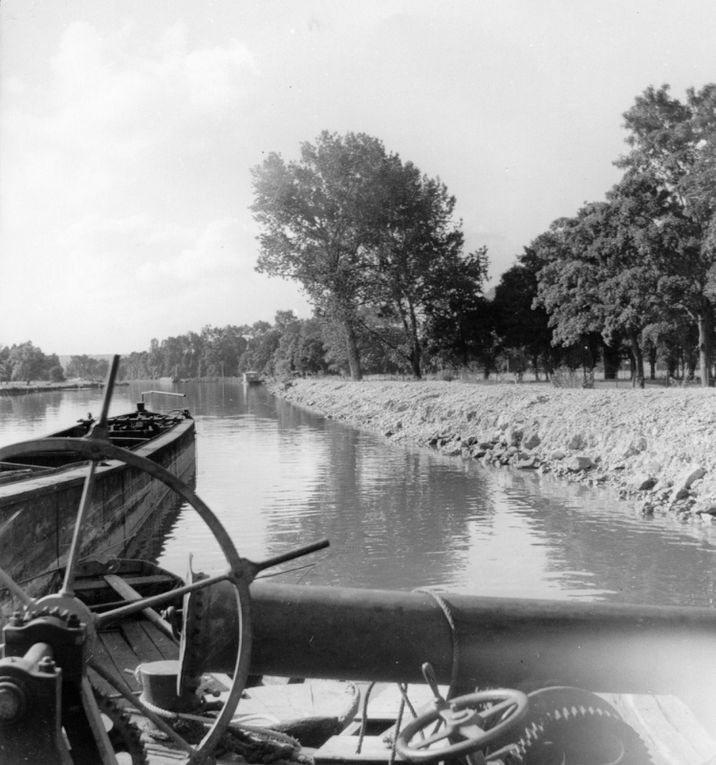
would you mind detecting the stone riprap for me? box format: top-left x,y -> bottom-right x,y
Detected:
270,378 -> 716,520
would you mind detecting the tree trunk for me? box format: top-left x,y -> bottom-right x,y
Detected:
532,354 -> 540,382
602,341 -> 620,380
628,332 -> 645,389
343,320 -> 363,381
697,305 -> 712,387
408,303 -> 422,379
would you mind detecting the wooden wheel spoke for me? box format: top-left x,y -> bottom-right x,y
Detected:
78,676 -> 122,764
96,570 -> 231,628
63,356 -> 118,597
61,459 -> 99,596
0,564 -> 33,606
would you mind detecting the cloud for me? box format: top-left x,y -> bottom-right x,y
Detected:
54,212 -> 276,310
137,218 -> 251,284
2,19 -> 258,219
0,18 -> 277,353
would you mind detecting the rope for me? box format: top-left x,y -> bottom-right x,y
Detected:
397,682 -> 420,722
136,693 -> 181,719
356,681 -> 378,754
353,587 -> 462,761
136,695 -> 300,748
414,588 -> 460,698
388,688 -> 407,765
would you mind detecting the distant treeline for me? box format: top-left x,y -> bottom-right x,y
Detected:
0,342 -> 67,384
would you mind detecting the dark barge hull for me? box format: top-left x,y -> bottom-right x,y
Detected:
0,417 -> 195,598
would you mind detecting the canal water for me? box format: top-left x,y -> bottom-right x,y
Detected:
2,380 -> 716,608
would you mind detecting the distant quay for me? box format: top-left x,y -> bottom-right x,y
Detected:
0,380 -> 122,396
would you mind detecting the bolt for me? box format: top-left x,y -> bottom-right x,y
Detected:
9,611 -> 23,627
38,656 -> 56,674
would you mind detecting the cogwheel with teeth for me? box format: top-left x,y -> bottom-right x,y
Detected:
493,687 -> 654,765
93,690 -> 148,765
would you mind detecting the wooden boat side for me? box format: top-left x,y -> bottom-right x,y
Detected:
0,418 -> 195,598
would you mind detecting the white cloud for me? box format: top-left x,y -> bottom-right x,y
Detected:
0,18 -> 276,353
185,42 -> 257,113
2,19 -> 259,216
137,218 -> 250,283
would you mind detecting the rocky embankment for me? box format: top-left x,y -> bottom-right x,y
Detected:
270,378 -> 716,520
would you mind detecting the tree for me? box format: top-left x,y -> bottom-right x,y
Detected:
533,174 -> 670,389
368,160 -> 482,377
49,365 -> 66,383
532,216 -> 603,351
239,321 -> 281,375
619,83 -> 716,385
252,132 -> 392,379
0,347 -> 10,383
200,325 -> 248,377
252,131 -> 487,380
8,342 -> 46,384
66,355 -> 108,380
272,313 -> 332,377
421,249 -> 493,372
492,248 -> 555,379
583,174 -> 666,387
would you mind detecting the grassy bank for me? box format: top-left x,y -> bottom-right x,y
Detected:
270,377 -> 716,520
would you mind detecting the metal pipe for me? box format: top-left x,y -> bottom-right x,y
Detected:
239,582 -> 716,695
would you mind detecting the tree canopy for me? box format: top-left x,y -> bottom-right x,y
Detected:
526,82 -> 716,386
251,131 -> 488,379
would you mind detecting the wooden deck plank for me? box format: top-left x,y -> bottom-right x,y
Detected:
120,619 -> 167,665
98,627 -> 143,692
603,693 -> 716,765
315,735 -> 402,764
143,620 -> 179,660
88,637 -> 119,698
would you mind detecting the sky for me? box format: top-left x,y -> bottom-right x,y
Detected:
1,1 -> 716,356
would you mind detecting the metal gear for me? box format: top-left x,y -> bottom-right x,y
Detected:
93,690 -> 148,765
495,687 -> 654,765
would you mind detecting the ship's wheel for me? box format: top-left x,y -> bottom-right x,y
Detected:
0,356 -> 320,764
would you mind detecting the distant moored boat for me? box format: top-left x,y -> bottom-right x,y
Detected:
242,370 -> 261,385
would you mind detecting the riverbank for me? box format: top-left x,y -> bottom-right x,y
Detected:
269,378 -> 716,519
0,380 -> 119,396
